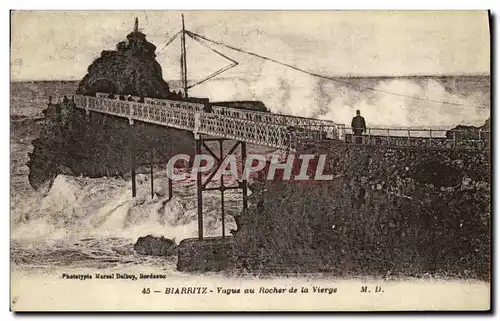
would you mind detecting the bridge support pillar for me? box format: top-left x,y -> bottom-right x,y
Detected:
167,177 -> 173,201
241,141 -> 248,211
129,119 -> 136,198
141,148 -> 174,201
195,137 -> 249,240
85,109 -> 93,123
195,136 -> 203,240
150,150 -> 154,199
219,140 -> 226,239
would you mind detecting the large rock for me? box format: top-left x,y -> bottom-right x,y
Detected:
446,117 -> 490,140
134,235 -> 177,256
177,237 -> 237,272
77,19 -> 172,98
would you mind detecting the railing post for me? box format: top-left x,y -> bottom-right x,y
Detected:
453,130 -> 456,148
407,129 -> 411,146
478,129 -> 482,141
429,129 -> 433,148
386,129 -> 390,145
194,112 -> 201,136
85,97 -> 91,120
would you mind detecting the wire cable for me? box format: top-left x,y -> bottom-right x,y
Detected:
157,30 -> 181,55
185,31 -> 239,89
187,30 -> 488,109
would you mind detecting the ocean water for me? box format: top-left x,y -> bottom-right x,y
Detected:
10,75 -> 490,274
10,173 -> 243,272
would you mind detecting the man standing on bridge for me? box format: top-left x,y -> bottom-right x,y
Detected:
351,110 -> 366,144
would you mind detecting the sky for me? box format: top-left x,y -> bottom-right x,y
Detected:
10,10 -> 490,81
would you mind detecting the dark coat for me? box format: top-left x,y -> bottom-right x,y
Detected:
351,115 -> 366,135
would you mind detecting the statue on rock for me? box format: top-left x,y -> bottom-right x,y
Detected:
77,18 -> 174,99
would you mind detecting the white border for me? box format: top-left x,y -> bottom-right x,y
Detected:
3,1 -> 498,320
4,1 -> 500,10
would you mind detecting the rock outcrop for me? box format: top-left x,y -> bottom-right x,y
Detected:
446,118 -> 490,140
134,235 -> 177,256
77,19 -> 175,99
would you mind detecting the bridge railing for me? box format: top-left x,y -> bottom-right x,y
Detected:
76,95 -> 198,131
143,97 -> 205,113
211,105 -> 342,138
73,95 -> 489,151
82,94 -> 343,138
339,126 -> 490,150
74,95 -> 299,150
198,113 -> 294,149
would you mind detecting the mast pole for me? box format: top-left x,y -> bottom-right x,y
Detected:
180,47 -> 184,95
181,14 -> 188,98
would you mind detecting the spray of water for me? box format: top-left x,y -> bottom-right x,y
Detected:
11,173 -> 240,244
190,64 -> 490,128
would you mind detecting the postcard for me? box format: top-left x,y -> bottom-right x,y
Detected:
10,10 -> 491,311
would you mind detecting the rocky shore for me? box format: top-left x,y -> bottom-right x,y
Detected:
232,140 -> 490,279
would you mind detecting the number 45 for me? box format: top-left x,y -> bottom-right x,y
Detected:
142,288 -> 151,294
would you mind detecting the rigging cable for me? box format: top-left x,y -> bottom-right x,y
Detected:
185,32 -> 239,89
187,30 -> 487,109
157,30 -> 181,54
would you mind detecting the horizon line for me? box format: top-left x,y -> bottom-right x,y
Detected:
10,73 -> 491,83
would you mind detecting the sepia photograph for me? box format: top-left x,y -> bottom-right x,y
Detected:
9,9 -> 491,311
